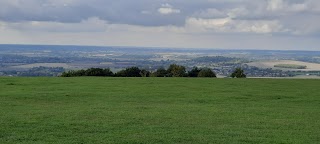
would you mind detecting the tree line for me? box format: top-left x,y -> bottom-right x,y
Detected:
61,64 -> 216,77
60,64 -> 246,78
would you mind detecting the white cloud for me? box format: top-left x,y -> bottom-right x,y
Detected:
234,20 -> 284,33
0,21 -> 6,30
141,10 -> 151,15
186,17 -> 285,34
267,0 -> 308,12
267,0 -> 285,11
186,17 -> 231,32
158,3 -> 181,15
6,17 -> 108,32
227,7 -> 249,18
158,8 -> 181,15
193,8 -> 227,18
161,3 -> 173,8
290,3 -> 308,12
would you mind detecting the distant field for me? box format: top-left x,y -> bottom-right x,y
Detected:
99,62 -> 113,65
274,64 -> 307,69
10,63 -> 71,69
0,78 -> 319,143
247,60 -> 320,71
9,63 -> 110,70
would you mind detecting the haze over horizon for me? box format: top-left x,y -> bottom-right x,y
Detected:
0,0 -> 319,50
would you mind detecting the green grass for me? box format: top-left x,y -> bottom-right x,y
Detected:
0,77 -> 320,143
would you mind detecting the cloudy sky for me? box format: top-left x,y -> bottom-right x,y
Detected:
0,0 -> 319,50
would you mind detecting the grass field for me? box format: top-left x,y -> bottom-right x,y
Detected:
0,77 -> 320,143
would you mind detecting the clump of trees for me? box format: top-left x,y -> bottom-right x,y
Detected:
61,68 -> 114,77
198,68 -> 216,77
231,68 -> 246,78
61,64 -> 217,78
187,67 -> 201,77
114,67 -> 143,77
166,64 -> 187,77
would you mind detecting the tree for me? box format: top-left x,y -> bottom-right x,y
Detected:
85,68 -> 113,76
61,69 -> 85,77
151,67 -> 168,77
139,69 -> 150,77
167,64 -> 186,77
115,67 -> 142,77
188,67 -> 201,77
198,68 -> 217,77
60,68 -> 113,77
231,68 -> 246,78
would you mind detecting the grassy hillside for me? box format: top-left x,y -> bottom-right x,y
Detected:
0,77 -> 319,143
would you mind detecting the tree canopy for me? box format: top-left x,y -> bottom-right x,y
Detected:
151,67 -> 168,77
115,67 -> 142,77
231,68 -> 246,78
198,68 -> 217,78
188,67 -> 201,77
61,68 -> 113,77
60,65 -> 219,78
167,64 -> 186,77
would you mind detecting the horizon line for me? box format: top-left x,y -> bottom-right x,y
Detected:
0,43 -> 319,52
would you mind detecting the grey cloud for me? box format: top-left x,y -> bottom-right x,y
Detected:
0,0 -> 319,36
0,0 -> 273,26
0,0 -> 188,26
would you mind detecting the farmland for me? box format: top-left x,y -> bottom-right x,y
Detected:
10,63 -> 71,69
274,64 -> 307,69
247,60 -> 320,71
0,77 -> 319,143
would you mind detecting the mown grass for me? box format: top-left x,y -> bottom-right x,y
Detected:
0,77 -> 319,143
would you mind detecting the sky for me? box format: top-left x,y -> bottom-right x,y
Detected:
0,0 -> 319,50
